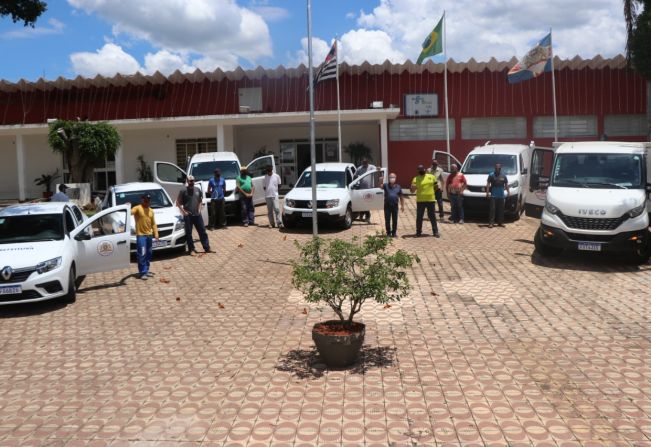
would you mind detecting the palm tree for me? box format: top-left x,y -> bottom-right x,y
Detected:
624,0 -> 651,141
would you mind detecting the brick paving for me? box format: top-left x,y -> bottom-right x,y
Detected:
1,197 -> 651,446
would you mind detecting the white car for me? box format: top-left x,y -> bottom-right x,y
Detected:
282,163 -> 386,229
0,202 -> 131,306
102,182 -> 185,252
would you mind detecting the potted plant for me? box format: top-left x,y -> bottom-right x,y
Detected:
292,234 -> 419,367
34,169 -> 61,199
344,142 -> 372,166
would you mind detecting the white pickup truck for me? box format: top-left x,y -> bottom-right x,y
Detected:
525,141 -> 651,263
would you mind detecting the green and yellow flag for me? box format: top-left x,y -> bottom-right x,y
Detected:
417,16 -> 443,64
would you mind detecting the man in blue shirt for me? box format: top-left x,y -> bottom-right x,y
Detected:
207,168 -> 227,230
383,172 -> 404,237
486,163 -> 510,227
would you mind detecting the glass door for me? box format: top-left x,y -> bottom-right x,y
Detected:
280,143 -> 297,187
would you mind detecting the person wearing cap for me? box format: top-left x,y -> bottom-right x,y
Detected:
236,166 -> 255,226
51,184 -> 70,202
262,165 -> 283,228
207,168 -> 226,230
410,164 -> 440,237
131,194 -> 159,279
427,158 -> 445,220
176,175 -> 213,254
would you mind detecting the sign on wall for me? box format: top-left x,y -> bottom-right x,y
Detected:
404,94 -> 439,117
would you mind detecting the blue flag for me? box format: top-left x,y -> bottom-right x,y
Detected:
508,33 -> 552,84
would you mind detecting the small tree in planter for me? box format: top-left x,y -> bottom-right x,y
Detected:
292,234 -> 419,367
34,169 -> 61,198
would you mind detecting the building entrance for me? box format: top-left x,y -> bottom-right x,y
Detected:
279,139 -> 339,187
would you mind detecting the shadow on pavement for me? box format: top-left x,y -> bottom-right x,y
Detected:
0,299 -> 67,318
77,273 -> 136,293
530,251 -> 650,273
276,345 -> 397,380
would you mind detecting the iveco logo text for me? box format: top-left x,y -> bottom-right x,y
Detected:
578,209 -> 607,216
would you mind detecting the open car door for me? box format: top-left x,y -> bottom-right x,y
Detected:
154,161 -> 187,203
246,154 -> 276,205
524,147 -> 555,218
70,205 -> 131,276
350,168 -> 386,212
432,150 -> 463,200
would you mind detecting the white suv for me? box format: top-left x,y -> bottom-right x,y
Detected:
282,163 -> 385,229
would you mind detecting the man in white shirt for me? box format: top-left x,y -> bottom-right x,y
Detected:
262,165 -> 283,228
50,184 -> 70,202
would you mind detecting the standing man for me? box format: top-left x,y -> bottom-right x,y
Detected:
51,184 -> 70,202
176,175 -> 213,254
131,193 -> 159,280
486,163 -> 510,228
411,164 -> 440,238
383,172 -> 404,237
354,157 -> 376,223
446,163 -> 467,224
236,166 -> 255,227
428,158 -> 445,220
263,165 -> 283,229
207,168 -> 226,230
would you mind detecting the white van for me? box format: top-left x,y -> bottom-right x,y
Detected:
153,152 -> 275,222
525,141 -> 651,263
436,142 -> 544,218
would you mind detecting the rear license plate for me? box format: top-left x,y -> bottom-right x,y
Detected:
0,285 -> 22,295
153,240 -> 170,248
578,242 -> 602,252
301,212 -> 313,218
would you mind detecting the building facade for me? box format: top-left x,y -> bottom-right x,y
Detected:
0,55 -> 646,200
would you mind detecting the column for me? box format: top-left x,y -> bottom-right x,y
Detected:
217,124 -> 234,152
379,118 -> 389,171
114,142 -> 125,184
217,124 -> 225,152
16,135 -> 26,201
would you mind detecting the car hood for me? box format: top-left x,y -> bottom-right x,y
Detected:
547,187 -> 646,218
0,240 -> 66,269
196,179 -> 237,198
285,187 -> 348,201
130,206 -> 181,227
462,173 -> 514,187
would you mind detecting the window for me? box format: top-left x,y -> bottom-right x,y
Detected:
64,210 -> 75,233
389,119 -> 455,141
461,117 -> 526,140
88,210 -> 128,238
604,115 -> 647,137
533,116 -> 597,138
157,163 -> 186,183
71,205 -> 84,224
176,138 -> 217,170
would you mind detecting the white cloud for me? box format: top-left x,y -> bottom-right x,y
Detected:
291,37 -> 332,67
340,29 -> 404,64
70,43 -> 140,77
67,0 -> 273,70
143,50 -> 194,75
250,5 -> 289,22
2,18 -> 65,39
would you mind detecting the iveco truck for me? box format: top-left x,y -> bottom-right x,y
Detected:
525,141 -> 651,263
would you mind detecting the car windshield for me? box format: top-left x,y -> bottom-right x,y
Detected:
189,161 -> 240,181
295,171 -> 346,189
115,189 -> 172,208
462,154 -> 518,175
0,214 -> 64,244
551,153 -> 643,189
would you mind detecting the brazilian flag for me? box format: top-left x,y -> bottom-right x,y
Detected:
417,17 -> 443,64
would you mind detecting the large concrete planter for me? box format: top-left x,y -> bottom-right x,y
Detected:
312,320 -> 365,367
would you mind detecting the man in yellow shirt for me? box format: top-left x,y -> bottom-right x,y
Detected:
131,193 -> 159,280
411,164 -> 440,238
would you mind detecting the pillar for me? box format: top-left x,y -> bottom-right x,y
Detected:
16,135 -> 26,201
115,141 -> 125,184
217,124 -> 234,152
379,118 -> 389,171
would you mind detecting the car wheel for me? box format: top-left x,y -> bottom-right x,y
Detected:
282,214 -> 296,229
534,229 -> 562,257
64,265 -> 77,304
74,275 -> 86,291
631,238 -> 650,265
340,206 -> 353,229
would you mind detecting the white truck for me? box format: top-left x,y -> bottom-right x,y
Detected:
525,141 -> 651,263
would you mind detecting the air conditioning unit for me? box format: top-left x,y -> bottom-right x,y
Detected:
370,101 -> 383,109
239,106 -> 250,114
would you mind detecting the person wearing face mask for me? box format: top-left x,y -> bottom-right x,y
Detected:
176,175 -> 213,254
446,163 -> 467,224
382,173 -> 404,237
410,164 -> 440,238
237,166 -> 255,226
486,163 -> 510,227
207,168 -> 226,230
428,158 -> 445,220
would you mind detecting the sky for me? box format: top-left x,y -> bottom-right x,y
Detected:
0,0 -> 628,82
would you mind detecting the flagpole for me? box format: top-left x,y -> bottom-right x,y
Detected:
550,28 -> 558,142
307,0 -> 318,237
443,10 -> 450,154
336,38 -> 342,162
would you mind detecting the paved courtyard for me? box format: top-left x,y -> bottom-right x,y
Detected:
1,198 -> 651,446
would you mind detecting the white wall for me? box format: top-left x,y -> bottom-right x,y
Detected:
0,136 -> 18,199
24,135 -> 63,199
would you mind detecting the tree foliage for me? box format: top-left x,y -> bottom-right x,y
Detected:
628,0 -> 651,79
48,120 -> 121,184
292,235 -> 419,326
0,0 -> 47,27
344,142 -> 372,166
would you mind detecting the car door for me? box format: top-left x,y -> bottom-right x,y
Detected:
350,168 -> 386,212
432,150 -> 463,200
70,205 -> 131,276
524,147 -> 555,218
246,155 -> 276,205
154,161 -> 187,204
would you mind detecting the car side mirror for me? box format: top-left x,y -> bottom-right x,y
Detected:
75,232 -> 91,241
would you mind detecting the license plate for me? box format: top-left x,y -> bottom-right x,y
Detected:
578,242 -> 602,252
0,285 -> 22,295
301,212 -> 313,218
152,240 -> 170,248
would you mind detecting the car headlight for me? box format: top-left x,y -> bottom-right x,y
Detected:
545,201 -> 559,215
285,198 -> 296,208
325,199 -> 339,208
509,180 -> 519,188
627,203 -> 646,218
174,217 -> 184,232
36,257 -> 62,274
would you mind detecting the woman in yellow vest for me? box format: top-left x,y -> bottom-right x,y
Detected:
410,164 -> 440,238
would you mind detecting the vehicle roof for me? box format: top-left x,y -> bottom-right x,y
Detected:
111,182 -> 164,193
0,201 -> 73,216
300,162 -> 356,172
189,152 -> 240,163
469,144 -> 530,155
556,141 -> 651,154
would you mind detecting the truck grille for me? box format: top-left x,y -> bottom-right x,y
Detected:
558,212 -> 627,231
0,267 -> 36,284
466,185 -> 486,193
294,200 -> 329,209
